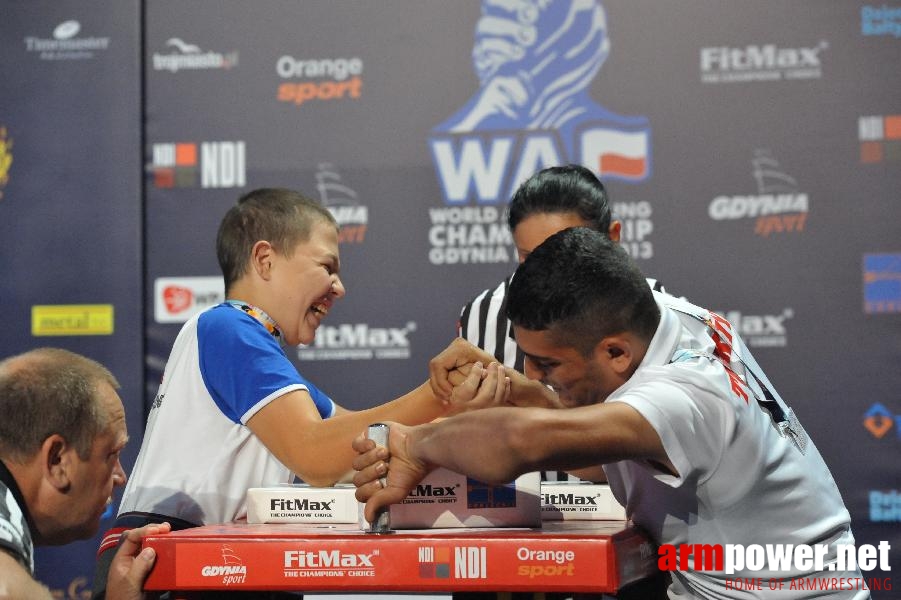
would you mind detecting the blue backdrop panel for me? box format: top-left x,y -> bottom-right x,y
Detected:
0,1 -> 142,596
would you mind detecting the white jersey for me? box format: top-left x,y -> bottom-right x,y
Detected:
604,292 -> 867,599
118,303 -> 336,525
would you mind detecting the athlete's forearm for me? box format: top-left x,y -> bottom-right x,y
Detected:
405,407 -> 546,484
287,382 -> 448,486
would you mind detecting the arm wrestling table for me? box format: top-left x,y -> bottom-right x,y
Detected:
141,520 -> 658,595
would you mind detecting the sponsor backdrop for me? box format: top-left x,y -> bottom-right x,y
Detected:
0,2 -> 143,597
2,0 -> 900,596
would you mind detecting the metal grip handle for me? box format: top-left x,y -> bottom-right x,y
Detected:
366,423 -> 391,533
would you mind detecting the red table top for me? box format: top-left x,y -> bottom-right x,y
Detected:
142,520 -> 658,593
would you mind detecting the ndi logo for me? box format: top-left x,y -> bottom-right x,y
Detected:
150,141 -> 246,189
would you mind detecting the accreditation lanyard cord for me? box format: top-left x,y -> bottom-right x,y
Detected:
668,306 -> 809,454
226,300 -> 282,340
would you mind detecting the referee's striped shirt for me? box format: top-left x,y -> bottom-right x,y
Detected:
457,275 -> 666,482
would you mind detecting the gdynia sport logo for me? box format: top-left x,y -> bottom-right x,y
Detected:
657,541 -> 892,592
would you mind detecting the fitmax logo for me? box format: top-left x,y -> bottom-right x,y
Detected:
410,484 -> 459,498
284,550 -> 375,568
270,499 -> 334,511
701,43 -> 826,71
542,493 -> 599,505
312,323 -> 414,349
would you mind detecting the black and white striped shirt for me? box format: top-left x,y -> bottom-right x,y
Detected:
457,275 -> 666,482
0,460 -> 34,574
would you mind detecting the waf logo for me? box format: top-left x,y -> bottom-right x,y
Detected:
150,141 -> 246,188
201,544 -> 247,586
864,253 -> 901,314
0,126 -> 12,200
860,115 -> 901,163
708,150 -> 808,237
429,0 -> 650,207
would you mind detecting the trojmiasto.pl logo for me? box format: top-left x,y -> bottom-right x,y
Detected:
151,38 -> 238,73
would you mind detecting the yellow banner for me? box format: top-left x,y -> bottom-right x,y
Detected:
31,304 -> 115,336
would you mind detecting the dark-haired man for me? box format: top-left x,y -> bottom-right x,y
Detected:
356,228 -> 868,599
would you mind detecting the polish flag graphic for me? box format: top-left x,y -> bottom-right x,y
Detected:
581,128 -> 650,181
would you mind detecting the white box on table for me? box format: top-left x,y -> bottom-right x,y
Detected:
360,468 -> 541,530
540,481 -> 626,521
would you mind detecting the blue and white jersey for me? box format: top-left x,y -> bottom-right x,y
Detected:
118,303 -> 336,525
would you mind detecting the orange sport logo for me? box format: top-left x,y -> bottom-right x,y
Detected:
276,56 -> 363,107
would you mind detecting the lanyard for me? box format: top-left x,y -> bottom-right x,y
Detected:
668,305 -> 809,455
226,300 -> 281,339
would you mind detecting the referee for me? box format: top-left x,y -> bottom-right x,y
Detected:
457,164 -> 665,482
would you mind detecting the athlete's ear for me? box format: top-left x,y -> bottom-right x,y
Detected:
607,220 -> 622,243
595,336 -> 632,374
42,434 -> 73,492
250,241 -> 275,280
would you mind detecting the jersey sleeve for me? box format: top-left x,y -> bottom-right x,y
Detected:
608,363 -> 735,487
197,307 -> 336,423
